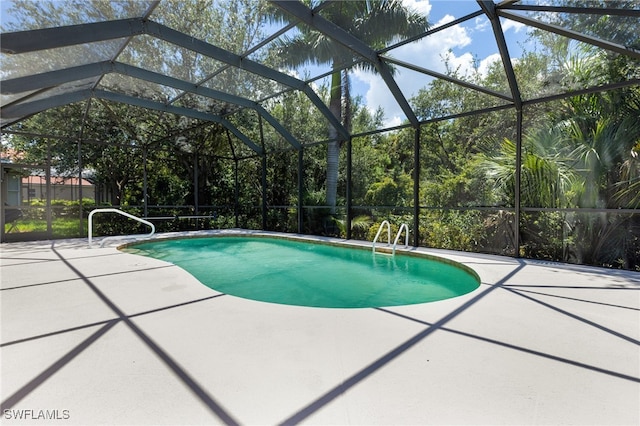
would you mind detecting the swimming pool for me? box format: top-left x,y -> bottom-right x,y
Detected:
125,235 -> 480,308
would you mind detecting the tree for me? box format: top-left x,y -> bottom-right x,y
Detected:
4,0 -> 274,207
479,39 -> 640,266
272,0 -> 428,214
481,132 -> 577,209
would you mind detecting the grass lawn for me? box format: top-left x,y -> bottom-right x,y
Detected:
5,218 -> 87,238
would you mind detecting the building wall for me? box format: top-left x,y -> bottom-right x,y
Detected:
21,176 -> 95,203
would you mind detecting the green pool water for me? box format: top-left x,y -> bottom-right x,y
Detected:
125,236 -> 480,308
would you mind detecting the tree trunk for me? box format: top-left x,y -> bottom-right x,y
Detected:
110,179 -> 122,206
326,69 -> 342,215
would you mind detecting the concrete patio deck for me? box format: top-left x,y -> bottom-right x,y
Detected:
1,230 -> 639,425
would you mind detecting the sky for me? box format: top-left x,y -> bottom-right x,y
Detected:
350,0 -> 531,127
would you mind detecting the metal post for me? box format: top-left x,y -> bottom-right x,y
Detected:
413,126 -> 421,247
143,145 -> 148,218
0,164 -> 5,242
262,154 -> 267,230
194,150 -> 198,230
46,140 -> 52,237
77,138 -> 83,236
234,158 -> 239,228
346,136 -> 352,240
259,115 -> 267,230
515,108 -> 523,257
297,147 -> 303,234
78,98 -> 91,237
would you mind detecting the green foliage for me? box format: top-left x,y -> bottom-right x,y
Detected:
520,211 -> 567,260
421,163 -> 491,208
480,133 -> 578,209
365,174 -> 412,207
566,212 -> 638,269
419,210 -> 485,252
333,215 -> 372,239
366,216 -> 411,243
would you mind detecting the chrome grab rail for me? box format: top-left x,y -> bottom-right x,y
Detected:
373,221 -> 409,256
88,208 -> 155,248
392,223 -> 410,255
372,220 -> 391,253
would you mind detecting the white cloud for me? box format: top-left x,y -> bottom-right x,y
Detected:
473,16 -> 490,32
442,51 -> 476,76
429,14 -> 473,49
387,13 -> 475,75
402,0 -> 432,17
350,7 -> 525,127
477,53 -> 502,77
353,14 -> 476,126
352,69 -> 400,124
501,18 -> 526,33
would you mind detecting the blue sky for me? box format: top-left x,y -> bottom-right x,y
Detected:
350,0 -> 531,127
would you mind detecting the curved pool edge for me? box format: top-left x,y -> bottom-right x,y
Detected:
119,229 -> 482,298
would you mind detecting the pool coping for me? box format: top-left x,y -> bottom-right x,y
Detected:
121,231 -> 481,309
118,229 -> 483,287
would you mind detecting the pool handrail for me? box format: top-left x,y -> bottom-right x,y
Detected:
372,220 -> 392,253
392,223 -> 410,255
88,208 -> 155,248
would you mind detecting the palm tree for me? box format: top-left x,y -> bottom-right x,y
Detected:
272,0 -> 428,214
481,131 -> 578,210
480,129 -> 578,261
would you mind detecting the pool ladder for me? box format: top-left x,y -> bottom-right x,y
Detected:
372,220 -> 409,256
